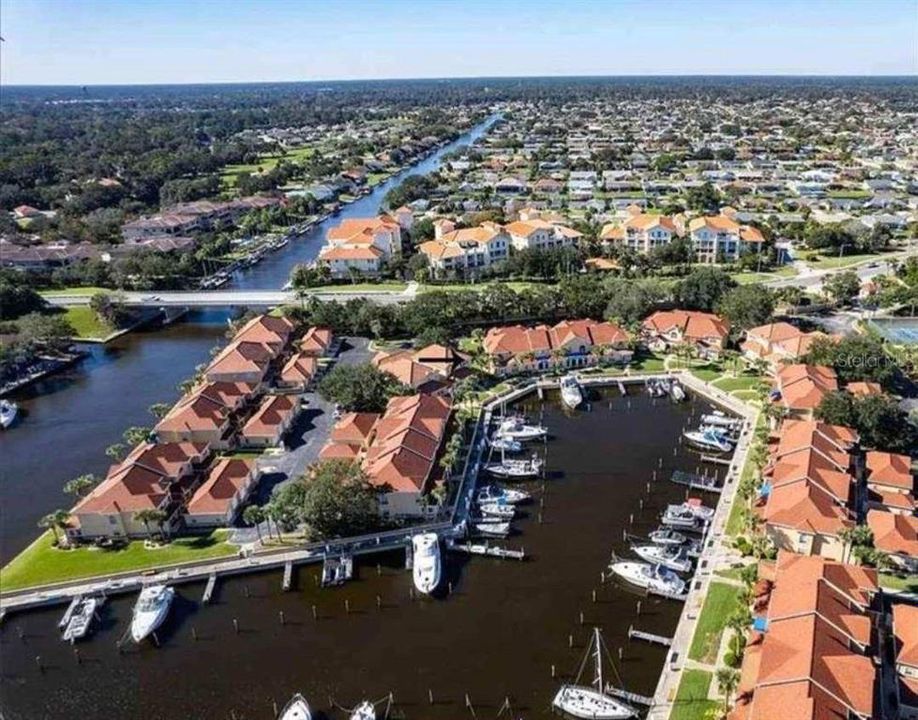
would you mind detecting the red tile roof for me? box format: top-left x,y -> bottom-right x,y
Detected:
187,458 -> 256,516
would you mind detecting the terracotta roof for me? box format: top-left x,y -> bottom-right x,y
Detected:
319,245 -> 383,261
280,353 -> 318,385
866,451 -> 913,491
206,340 -> 273,379
156,382 -> 254,434
623,213 -> 677,232
484,319 -> 630,358
894,604 -> 918,669
326,216 -> 399,244
688,214 -> 741,232
867,509 -> 918,557
232,314 -> 294,352
186,458 -> 256,516
241,395 -> 297,440
300,326 -> 333,355
846,381 -> 883,397
774,364 -> 838,411
642,309 -> 730,343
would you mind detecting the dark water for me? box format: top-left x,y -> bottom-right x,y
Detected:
0,117 -> 497,564
0,313 -> 230,563
0,388 -> 723,720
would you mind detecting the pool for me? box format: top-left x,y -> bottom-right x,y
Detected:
870,317 -> 918,345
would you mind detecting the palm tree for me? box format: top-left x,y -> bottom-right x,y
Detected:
715,668 -> 740,713
133,509 -> 167,541
242,505 -> 266,543
63,473 -> 98,498
148,403 -> 171,420
105,443 -> 127,461
38,509 -> 71,545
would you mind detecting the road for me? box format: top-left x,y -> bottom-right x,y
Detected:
763,253 -> 912,291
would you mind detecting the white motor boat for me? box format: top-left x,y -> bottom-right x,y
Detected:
476,484 -> 531,505
493,417 -> 547,442
608,561 -> 686,596
0,400 -> 18,429
411,533 -> 441,594
560,374 -> 584,409
471,520 -> 511,537
649,527 -> 689,546
684,428 -> 734,453
279,693 -> 313,720
631,544 -> 694,573
477,501 -> 516,519
349,700 -> 376,720
646,380 -> 667,398
701,411 -> 741,429
670,382 -> 686,402
489,436 -> 523,453
662,500 -> 714,530
62,596 -> 99,642
484,456 -> 543,478
130,584 -> 175,643
551,627 -> 636,719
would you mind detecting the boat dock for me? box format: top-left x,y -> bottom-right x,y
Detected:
700,454 -> 733,466
670,470 -> 723,494
604,685 -> 654,707
628,626 -> 673,646
647,587 -> 688,602
321,555 -> 354,587
201,573 -> 217,603
448,542 -> 526,561
282,560 -> 294,591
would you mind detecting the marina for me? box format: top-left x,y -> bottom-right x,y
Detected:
0,380 -> 732,719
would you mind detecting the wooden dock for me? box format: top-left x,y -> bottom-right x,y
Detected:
282,560 -> 293,591
448,542 -> 525,561
201,573 -> 217,604
604,685 -> 653,707
670,470 -> 723,494
628,626 -> 673,646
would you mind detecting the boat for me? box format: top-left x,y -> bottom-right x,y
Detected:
476,484 -> 530,505
662,500 -> 714,530
278,693 -> 313,720
552,627 -> 636,719
477,501 -> 516,519
683,428 -> 733,453
560,374 -> 584,409
483,456 -> 543,478
493,416 -> 547,442
701,411 -> 741,429
649,527 -> 690,546
646,379 -> 666,398
0,400 -> 18,429
670,382 -> 686,402
471,520 -> 511,537
489,436 -> 523,453
411,533 -> 441,595
349,701 -> 375,720
608,561 -> 686,596
130,584 -> 175,643
631,544 -> 694,573
62,596 -> 100,642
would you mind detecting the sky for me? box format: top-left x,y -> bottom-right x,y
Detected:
0,0 -> 916,85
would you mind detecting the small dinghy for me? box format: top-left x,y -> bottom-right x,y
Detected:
608,561 -> 686,596
670,382 -> 686,402
489,436 -> 523,453
349,700 -> 376,720
279,693 -> 312,720
62,596 -> 101,643
631,544 -> 694,573
552,627 -> 636,719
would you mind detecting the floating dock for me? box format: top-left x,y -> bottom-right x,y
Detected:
628,626 -> 673,646
604,685 -> 653,707
670,470 -> 723,494
448,542 -> 525,561
700,454 -> 733,466
202,573 -> 217,604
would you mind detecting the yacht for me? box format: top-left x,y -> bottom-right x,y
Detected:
552,628 -> 636,719
476,484 -> 531,505
489,436 -> 523,453
631,544 -> 694,573
411,533 -> 441,594
560,374 -> 584,409
683,428 -> 734,453
471,520 -> 511,538
608,561 -> 686,595
130,584 -> 174,643
279,693 -> 312,720
0,400 -> 18,429
493,417 -> 547,442
477,501 -> 516,519
484,456 -> 543,479
701,411 -> 741,430
349,701 -> 376,720
662,500 -> 714,530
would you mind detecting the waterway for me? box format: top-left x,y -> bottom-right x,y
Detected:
0,388 -> 724,719
0,117 -> 498,565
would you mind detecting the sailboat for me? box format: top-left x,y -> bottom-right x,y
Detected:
278,693 -> 312,720
552,627 -> 636,719
560,374 -> 584,409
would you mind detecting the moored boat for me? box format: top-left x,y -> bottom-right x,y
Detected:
493,416 -> 547,442
649,527 -> 689,546
279,693 -> 313,720
0,400 -> 18,429
130,584 -> 174,643
475,484 -> 530,505
477,501 -> 516,519
62,596 -> 100,642
608,561 -> 686,595
411,533 -> 441,594
471,520 -> 511,537
631,544 -> 693,573
683,428 -> 733,453
484,456 -> 543,478
489,436 -> 523,453
349,700 -> 376,720
701,411 -> 741,429
670,382 -> 686,402
560,374 -> 584,409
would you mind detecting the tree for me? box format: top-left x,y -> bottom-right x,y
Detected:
15,312 -> 75,351
685,182 -> 721,213
318,363 -> 408,412
89,292 -> 129,327
816,391 -> 917,453
300,460 -> 379,539
603,278 -> 669,325
133,508 -> 167,541
0,271 -> 47,320
148,403 -> 171,420
803,335 -> 895,387
717,285 -> 775,331
38,509 -> 71,545
823,270 -> 861,305
675,267 -> 736,312
63,473 -> 98,498
715,668 -> 740,713
123,426 -> 152,446
242,505 -> 266,543
105,443 -> 127,461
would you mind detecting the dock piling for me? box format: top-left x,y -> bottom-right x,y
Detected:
192,626 -> 198,641
311,605 -> 317,621
428,689 -> 434,705
232,618 -> 239,634
279,611 -> 285,626
35,655 -> 42,673
376,595 -> 382,611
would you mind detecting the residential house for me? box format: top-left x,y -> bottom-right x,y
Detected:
893,604 -> 918,720
278,353 -> 319,392
865,451 -> 915,515
372,343 -> 465,392
417,222 -> 510,275
772,364 -> 838,420
641,309 -> 730,358
600,214 -> 679,254
185,458 -> 260,528
205,340 -> 274,385
741,322 -> 828,372
155,381 -> 256,449
319,411 -> 379,462
687,215 -> 765,263
729,550 -> 877,720
867,510 -> 918,572
239,394 -> 299,448
232,314 -> 295,356
299,327 -> 335,357
317,215 -> 402,277
503,219 -> 582,252
483,319 -> 632,376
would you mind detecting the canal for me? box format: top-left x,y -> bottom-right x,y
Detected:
0,116 -> 499,564
1,387 -> 724,719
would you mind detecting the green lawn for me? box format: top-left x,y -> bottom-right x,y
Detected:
63,306 -> 115,340
879,572 -> 918,594
420,281 -> 544,294
712,375 -> 763,393
631,352 -> 666,372
689,364 -> 723,382
670,669 -> 719,720
730,266 -> 798,285
314,282 -> 407,293
367,172 -> 390,186
688,582 -> 743,663
0,530 -> 236,593
40,286 -> 110,297
807,252 -> 886,270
